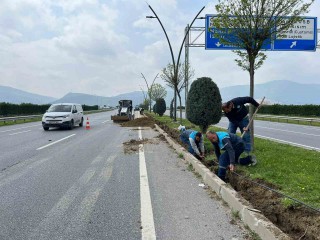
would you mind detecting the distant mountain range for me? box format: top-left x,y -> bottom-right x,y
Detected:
0,85 -> 57,104
220,80 -> 320,104
1,80 -> 319,106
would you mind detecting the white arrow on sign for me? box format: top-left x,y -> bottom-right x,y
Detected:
290,41 -> 297,48
215,42 -> 222,47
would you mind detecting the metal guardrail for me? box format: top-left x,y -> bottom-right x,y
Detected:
256,114 -> 320,125
1,112 -> 319,125
0,109 -> 114,124
0,115 -> 42,123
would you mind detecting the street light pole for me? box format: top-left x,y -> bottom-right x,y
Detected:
146,5 -> 205,122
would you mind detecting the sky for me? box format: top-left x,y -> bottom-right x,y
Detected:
0,0 -> 319,98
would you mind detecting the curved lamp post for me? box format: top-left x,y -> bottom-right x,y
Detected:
146,4 -> 205,121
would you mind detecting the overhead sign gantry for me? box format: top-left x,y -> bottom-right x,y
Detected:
205,15 -> 317,51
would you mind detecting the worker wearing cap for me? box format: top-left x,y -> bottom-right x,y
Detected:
222,96 -> 259,155
179,127 -> 205,160
206,130 -> 255,181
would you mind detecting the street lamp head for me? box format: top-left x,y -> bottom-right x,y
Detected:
146,16 -> 157,19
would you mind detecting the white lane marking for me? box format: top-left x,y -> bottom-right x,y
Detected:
215,124 -> 320,151
9,130 -> 31,136
255,126 -> 320,137
102,120 -> 110,123
28,154 -> 115,240
36,134 -> 76,150
254,134 -> 320,152
139,127 -> 156,240
0,124 -> 39,133
27,169 -> 96,240
0,158 -> 51,188
61,156 -> 115,238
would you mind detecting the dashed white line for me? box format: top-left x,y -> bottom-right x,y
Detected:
254,134 -> 320,152
0,124 -> 39,133
36,134 -> 76,150
139,127 -> 156,240
9,130 -> 31,136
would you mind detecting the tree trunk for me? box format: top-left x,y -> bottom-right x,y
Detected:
249,55 -> 255,151
149,95 -> 152,112
174,86 -> 177,122
177,91 -> 183,124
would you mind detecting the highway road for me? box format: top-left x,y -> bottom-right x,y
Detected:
0,111 -> 247,240
170,111 -> 320,151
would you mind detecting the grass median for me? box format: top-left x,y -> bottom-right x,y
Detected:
149,113 -> 320,210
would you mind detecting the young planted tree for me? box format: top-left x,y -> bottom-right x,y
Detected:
186,77 -> 222,133
212,0 -> 314,148
161,62 -> 194,123
150,83 -> 167,102
155,98 -> 166,116
141,73 -> 158,112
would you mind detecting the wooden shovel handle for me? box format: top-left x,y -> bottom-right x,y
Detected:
241,96 -> 265,138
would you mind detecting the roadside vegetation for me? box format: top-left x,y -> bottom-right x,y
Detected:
255,114 -> 320,127
149,112 -> 320,209
148,111 -> 320,238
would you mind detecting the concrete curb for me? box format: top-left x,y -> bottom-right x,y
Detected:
154,124 -> 290,240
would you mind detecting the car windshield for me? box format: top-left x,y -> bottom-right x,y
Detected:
48,105 -> 72,112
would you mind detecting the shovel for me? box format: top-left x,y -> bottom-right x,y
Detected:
241,96 -> 265,138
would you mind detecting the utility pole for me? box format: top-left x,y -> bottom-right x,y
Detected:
184,24 -> 189,119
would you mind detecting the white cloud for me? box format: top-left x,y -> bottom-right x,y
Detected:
0,0 -> 319,101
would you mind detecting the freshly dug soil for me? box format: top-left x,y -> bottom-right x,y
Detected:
117,115 -> 320,239
119,117 -> 155,128
153,118 -> 320,240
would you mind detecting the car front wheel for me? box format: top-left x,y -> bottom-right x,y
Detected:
68,120 -> 74,130
79,117 -> 84,127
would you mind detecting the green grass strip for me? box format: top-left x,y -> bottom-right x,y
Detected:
150,113 -> 320,209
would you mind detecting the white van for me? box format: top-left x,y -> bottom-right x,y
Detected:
42,103 -> 84,130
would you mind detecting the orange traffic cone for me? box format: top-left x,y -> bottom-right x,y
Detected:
86,117 -> 91,130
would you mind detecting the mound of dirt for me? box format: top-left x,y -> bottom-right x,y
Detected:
120,117 -> 155,128
123,138 -> 160,154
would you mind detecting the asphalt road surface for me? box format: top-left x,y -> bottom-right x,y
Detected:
0,111 -> 248,240
169,111 -> 320,151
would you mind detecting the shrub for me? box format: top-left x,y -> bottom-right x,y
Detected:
155,98 -> 166,116
170,98 -> 174,119
153,104 -> 157,114
186,77 -> 222,133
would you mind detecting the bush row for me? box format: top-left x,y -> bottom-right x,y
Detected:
0,102 -> 98,116
259,104 -> 320,117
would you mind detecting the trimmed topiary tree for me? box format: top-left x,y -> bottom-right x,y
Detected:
153,104 -> 157,114
155,98 -> 166,117
169,98 -> 174,119
186,77 -> 222,133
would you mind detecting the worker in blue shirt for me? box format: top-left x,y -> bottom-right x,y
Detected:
179,127 -> 205,160
206,130 -> 256,181
222,96 -> 259,156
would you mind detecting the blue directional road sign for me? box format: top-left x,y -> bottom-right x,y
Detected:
273,17 -> 317,51
205,15 -> 317,52
205,15 -> 271,50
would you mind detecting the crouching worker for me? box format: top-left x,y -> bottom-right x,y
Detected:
206,130 -> 254,181
179,127 -> 205,160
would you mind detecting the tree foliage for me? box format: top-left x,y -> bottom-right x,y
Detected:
186,77 -> 222,133
155,98 -> 166,116
211,0 -> 314,148
212,0 -> 314,73
149,83 -> 167,101
161,62 -> 194,123
170,98 -> 174,119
